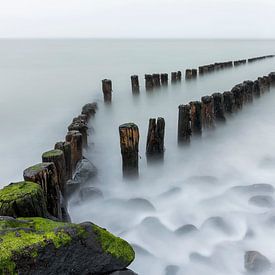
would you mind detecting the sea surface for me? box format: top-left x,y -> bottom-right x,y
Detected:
1,39 -> 275,274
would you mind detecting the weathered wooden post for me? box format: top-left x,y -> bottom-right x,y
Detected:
152,74 -> 161,87
119,123 -> 140,177
66,130 -> 83,171
81,102 -> 97,120
190,101 -> 202,136
178,104 -> 191,144
212,93 -> 226,122
171,72 -> 178,83
223,91 -> 235,113
263,76 -> 271,91
131,75 -> 140,93
177,71 -> 182,81
54,141 -> 72,181
192,69 -> 198,78
23,163 -> 62,220
201,96 -> 214,129
243,81 -> 254,103
185,69 -> 192,80
231,84 -> 244,110
102,79 -> 112,102
253,80 -> 261,98
68,119 -> 88,148
161,73 -> 168,86
268,72 -> 275,86
145,74 -> 154,90
42,149 -> 66,195
146,118 -> 165,159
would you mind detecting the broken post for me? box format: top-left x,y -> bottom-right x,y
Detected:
212,93 -> 226,122
223,91 -> 235,113
119,123 -> 140,177
131,75 -> 140,93
190,101 -> 202,136
201,96 -> 214,129
178,104 -> 191,144
146,117 -> 165,159
102,79 -> 112,102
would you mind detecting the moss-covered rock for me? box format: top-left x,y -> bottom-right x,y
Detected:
0,182 -> 48,218
0,216 -> 135,275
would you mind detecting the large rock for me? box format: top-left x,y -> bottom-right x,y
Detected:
0,216 -> 135,274
108,269 -> 138,275
244,251 -> 271,273
0,182 -> 48,218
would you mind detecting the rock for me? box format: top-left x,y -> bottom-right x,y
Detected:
201,216 -> 233,234
174,224 -> 198,236
244,251 -> 271,273
231,184 -> 274,195
79,187 -> 103,201
165,265 -> 180,275
127,198 -> 155,212
74,158 -> 97,185
189,252 -> 211,264
249,195 -> 275,208
0,182 -> 48,218
0,216 -> 135,274
108,269 -> 138,275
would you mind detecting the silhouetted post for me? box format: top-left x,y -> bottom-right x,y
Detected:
178,104 -> 191,144
192,69 -> 198,78
185,69 -> 192,80
66,130 -> 83,171
102,79 -> 112,102
201,96 -> 214,129
161,73 -> 168,86
152,74 -> 161,87
23,162 -> 62,220
199,66 -> 204,75
68,119 -> 88,148
42,149 -> 66,195
253,80 -> 261,98
119,123 -> 140,177
131,75 -> 140,93
177,71 -> 182,81
145,74 -> 154,90
268,72 -> 275,86
231,84 -> 243,110
81,102 -> 97,120
212,93 -> 226,122
243,81 -> 254,103
146,118 -> 165,159
223,91 -> 235,113
55,141 -> 72,181
190,101 -> 202,136
171,72 -> 178,83
263,76 -> 271,91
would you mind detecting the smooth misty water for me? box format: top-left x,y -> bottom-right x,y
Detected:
1,39 -> 275,275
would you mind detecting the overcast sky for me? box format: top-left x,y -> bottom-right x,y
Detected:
0,0 -> 274,38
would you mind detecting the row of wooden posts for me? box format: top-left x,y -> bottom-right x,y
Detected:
101,55 -> 274,102
118,72 -> 275,177
22,102 -> 97,221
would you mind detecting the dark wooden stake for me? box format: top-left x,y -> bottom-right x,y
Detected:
146,118 -> 165,158
178,104 -> 191,144
223,91 -> 235,113
131,75 -> 140,93
201,96 -> 214,129
119,123 -> 140,177
161,73 -> 168,86
192,69 -> 198,78
212,93 -> 226,122
190,101 -> 202,136
185,69 -> 192,80
177,71 -> 182,81
145,74 -> 154,90
231,84 -> 244,110
55,141 -> 72,181
102,79 -> 112,102
171,72 -> 178,83
243,81 -> 254,103
152,74 -> 161,87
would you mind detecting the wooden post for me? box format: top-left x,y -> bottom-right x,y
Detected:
201,96 -> 214,129
42,149 -> 66,196
253,80 -> 261,98
68,119 -> 88,148
119,123 -> 139,177
146,118 -> 165,158
268,72 -> 275,86
54,141 -> 72,181
212,93 -> 226,122
131,75 -> 140,93
152,74 -> 161,87
171,72 -> 178,83
23,163 -> 62,220
161,73 -> 168,86
192,69 -> 198,78
231,84 -> 244,110
177,71 -> 182,81
81,102 -> 97,120
263,76 -> 271,91
102,79 -> 112,102
243,81 -> 254,103
185,69 -> 192,80
190,101 -> 202,136
145,74 -> 154,90
66,130 -> 83,171
223,91 -> 235,113
178,104 -> 191,144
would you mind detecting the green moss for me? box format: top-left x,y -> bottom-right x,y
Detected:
42,149 -> 63,159
27,163 -> 46,173
0,217 -> 85,274
0,182 -> 41,203
92,224 -> 135,264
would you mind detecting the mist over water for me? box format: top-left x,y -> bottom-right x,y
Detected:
1,39 -> 275,274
